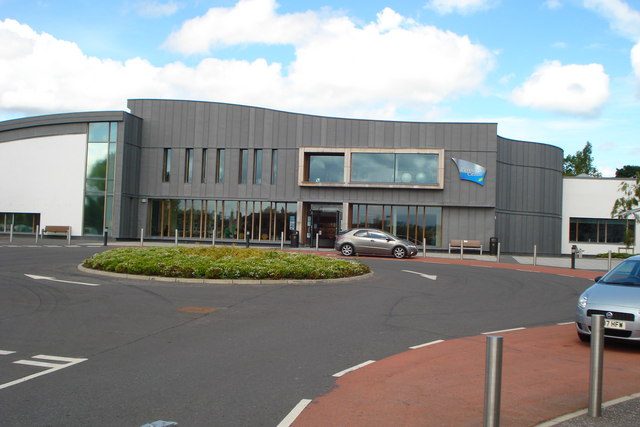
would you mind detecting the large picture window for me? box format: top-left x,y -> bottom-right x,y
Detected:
299,148 -> 443,189
569,217 -> 635,244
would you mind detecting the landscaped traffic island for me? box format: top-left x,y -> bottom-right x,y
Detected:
82,247 -> 370,280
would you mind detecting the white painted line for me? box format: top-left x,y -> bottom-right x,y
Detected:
410,339 -> 445,350
276,399 -> 312,427
0,350 -> 16,355
14,360 -> 64,369
333,360 -> 376,378
557,321 -> 574,325
0,355 -> 87,390
25,274 -> 100,287
402,270 -> 437,281
482,327 -> 526,335
33,354 -> 83,362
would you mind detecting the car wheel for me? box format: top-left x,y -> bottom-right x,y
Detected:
393,246 -> 406,259
578,332 -> 590,343
341,244 -> 354,256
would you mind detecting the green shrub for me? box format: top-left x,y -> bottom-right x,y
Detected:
83,247 -> 370,280
596,252 -> 634,259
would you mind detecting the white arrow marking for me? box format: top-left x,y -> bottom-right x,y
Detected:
25,274 -> 100,287
1,354 -> 87,390
402,270 -> 438,281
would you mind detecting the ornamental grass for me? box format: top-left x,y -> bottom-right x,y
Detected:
83,246 -> 370,280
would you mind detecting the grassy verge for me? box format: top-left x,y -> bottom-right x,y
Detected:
82,247 -> 370,280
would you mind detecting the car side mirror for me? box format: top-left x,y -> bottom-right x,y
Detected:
594,276 -> 602,283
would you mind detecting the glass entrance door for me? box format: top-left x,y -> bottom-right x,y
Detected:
307,204 -> 342,248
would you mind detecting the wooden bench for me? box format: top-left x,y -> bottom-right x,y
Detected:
448,239 -> 483,255
43,225 -> 71,235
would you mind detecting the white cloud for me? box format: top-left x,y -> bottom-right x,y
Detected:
583,0 -> 640,41
510,61 -> 610,116
0,1 -> 495,119
134,0 -> 182,18
632,42 -> 640,95
162,0 -> 319,54
425,0 -> 497,15
545,0 -> 562,10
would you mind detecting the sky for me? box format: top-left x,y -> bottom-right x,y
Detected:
0,0 -> 639,176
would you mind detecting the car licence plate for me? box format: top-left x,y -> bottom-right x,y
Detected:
604,319 -> 625,329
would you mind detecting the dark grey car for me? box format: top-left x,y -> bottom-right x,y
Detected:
335,228 -> 418,259
575,255 -> 640,342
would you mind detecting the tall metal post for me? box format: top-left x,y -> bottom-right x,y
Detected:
484,335 -> 503,427
588,314 -> 604,417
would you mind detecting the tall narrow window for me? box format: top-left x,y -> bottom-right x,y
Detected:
201,148 -> 207,183
216,149 -> 225,183
254,149 -> 263,184
184,148 -> 193,183
162,148 -> 171,182
271,149 -> 278,184
239,149 -> 248,184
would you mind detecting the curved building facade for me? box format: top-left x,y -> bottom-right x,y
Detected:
0,99 -> 563,254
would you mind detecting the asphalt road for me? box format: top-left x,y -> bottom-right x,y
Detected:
0,244 -> 593,426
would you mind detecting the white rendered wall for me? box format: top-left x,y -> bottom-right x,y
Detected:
562,177 -> 639,255
0,134 -> 87,236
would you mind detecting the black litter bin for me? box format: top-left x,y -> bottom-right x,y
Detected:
290,230 -> 299,248
489,237 -> 498,255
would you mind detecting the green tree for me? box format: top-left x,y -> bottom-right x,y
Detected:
563,142 -> 601,176
611,176 -> 640,248
615,165 -> 640,178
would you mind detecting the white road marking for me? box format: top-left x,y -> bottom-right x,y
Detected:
0,350 -> 16,355
557,321 -> 574,325
0,354 -> 87,390
276,399 -> 312,427
410,339 -> 445,350
25,274 -> 100,287
482,327 -> 526,335
333,360 -> 376,377
402,270 -> 437,281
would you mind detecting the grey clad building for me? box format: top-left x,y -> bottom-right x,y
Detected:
0,99 -> 563,254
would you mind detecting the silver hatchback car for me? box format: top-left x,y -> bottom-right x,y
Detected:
576,255 -> 640,342
335,228 -> 418,259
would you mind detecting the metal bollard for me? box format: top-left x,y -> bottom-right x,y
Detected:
280,231 -> 284,250
140,228 -> 144,247
175,229 -> 178,247
316,233 -> 319,251
245,231 -> 250,248
67,228 -> 71,246
588,314 -> 604,417
496,242 -> 501,263
35,225 -> 40,244
9,223 -> 14,243
212,228 -> 216,247
533,244 -> 537,266
423,238 -> 426,257
460,240 -> 464,260
607,250 -> 612,271
484,335 -> 503,427
103,228 -> 108,246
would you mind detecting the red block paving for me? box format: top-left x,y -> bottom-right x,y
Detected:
293,324 -> 640,426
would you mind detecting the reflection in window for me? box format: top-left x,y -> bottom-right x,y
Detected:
308,154 -> 344,183
184,148 -> 193,183
271,149 -> 278,184
570,217 -> 635,244
216,149 -> 224,183
84,122 -> 117,235
254,149 -> 263,184
201,149 -> 207,183
239,149 -> 248,184
351,153 -> 438,184
162,148 -> 171,182
350,204 -> 442,246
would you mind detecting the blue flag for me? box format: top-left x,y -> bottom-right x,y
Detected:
451,158 -> 486,186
